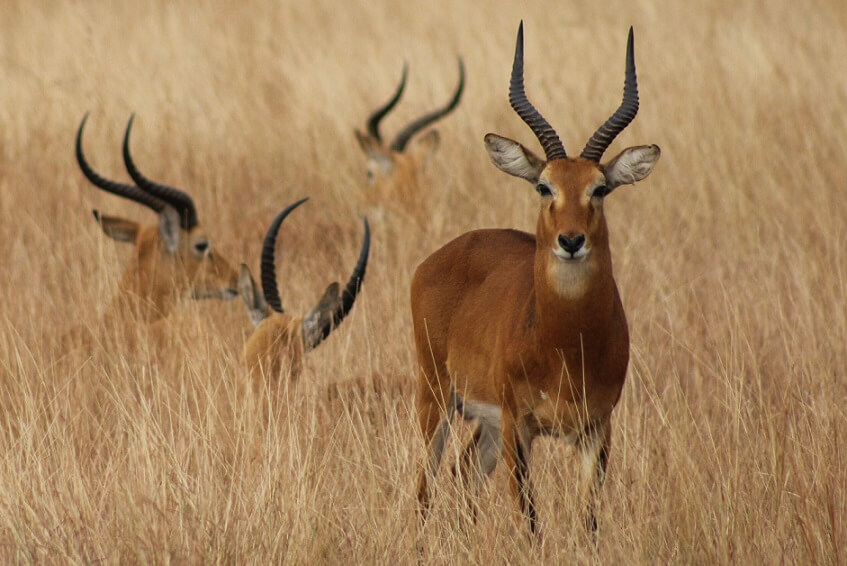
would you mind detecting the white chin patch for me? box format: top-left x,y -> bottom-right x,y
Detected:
551,247 -> 590,262
548,250 -> 591,296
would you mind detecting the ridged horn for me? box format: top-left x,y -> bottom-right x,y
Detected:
389,58 -> 465,152
260,198 -> 309,314
580,27 -> 639,162
366,63 -> 408,142
509,22 -> 567,161
122,114 -> 199,230
76,113 -> 168,214
312,218 -> 371,348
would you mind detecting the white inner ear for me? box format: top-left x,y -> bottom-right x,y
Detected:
484,133 -> 545,183
95,212 -> 139,243
604,144 -> 661,188
158,206 -> 181,253
238,264 -> 269,327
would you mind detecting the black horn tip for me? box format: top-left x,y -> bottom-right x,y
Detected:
76,112 -> 90,147
454,57 -> 466,98
362,217 -> 371,248
123,114 -> 135,149
516,21 -> 524,53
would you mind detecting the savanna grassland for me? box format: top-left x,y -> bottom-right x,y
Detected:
1,1 -> 846,563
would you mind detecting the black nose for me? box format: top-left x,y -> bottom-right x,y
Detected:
557,234 -> 585,254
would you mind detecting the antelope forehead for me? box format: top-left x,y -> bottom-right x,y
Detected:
540,172 -> 605,207
368,153 -> 395,174
542,185 -> 592,210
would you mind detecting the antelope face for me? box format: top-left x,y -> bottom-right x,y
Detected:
124,212 -> 239,304
354,130 -> 396,183
355,129 -> 441,187
485,135 -> 660,293
536,159 -> 610,264
181,226 -> 239,301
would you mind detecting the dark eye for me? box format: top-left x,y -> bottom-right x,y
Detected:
536,184 -> 553,197
592,185 -> 611,199
194,241 -> 209,254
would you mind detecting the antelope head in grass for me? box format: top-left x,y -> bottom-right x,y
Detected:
75,114 -> 239,326
354,59 -> 464,213
240,198 -> 370,383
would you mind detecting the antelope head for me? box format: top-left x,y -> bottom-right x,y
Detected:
76,114 -> 240,321
484,24 -> 660,297
240,198 -> 370,382
354,60 -> 464,192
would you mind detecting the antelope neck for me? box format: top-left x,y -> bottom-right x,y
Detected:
531,245 -> 617,353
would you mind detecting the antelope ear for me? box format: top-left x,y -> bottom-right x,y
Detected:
603,144 -> 661,188
302,282 -> 341,349
484,133 -> 545,183
93,210 -> 139,243
409,129 -> 440,165
239,264 -> 269,328
355,129 -> 378,154
158,206 -> 181,253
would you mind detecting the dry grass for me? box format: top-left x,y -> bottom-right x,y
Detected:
1,0 -> 846,563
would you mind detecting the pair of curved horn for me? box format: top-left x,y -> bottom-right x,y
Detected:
365,59 -> 465,152
76,114 -> 199,230
509,22 -> 640,163
260,198 -> 371,347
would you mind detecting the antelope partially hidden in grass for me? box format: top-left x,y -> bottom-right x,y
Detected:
240,198 -> 370,383
412,24 -> 660,535
75,114 -> 239,328
354,59 -> 464,209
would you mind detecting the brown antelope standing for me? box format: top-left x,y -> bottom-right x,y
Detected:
75,114 -> 239,328
412,24 -> 660,535
354,59 -> 464,207
240,198 -> 370,383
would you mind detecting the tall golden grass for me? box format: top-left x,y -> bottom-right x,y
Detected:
1,0 -> 845,562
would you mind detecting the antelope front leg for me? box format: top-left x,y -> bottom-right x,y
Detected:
578,416 -> 611,535
502,412 -> 537,535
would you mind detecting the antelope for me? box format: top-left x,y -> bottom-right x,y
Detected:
354,59 -> 464,207
412,24 -> 660,536
240,198 -> 370,383
75,114 -> 239,328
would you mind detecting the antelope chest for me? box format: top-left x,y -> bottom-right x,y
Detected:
517,358 -> 625,437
